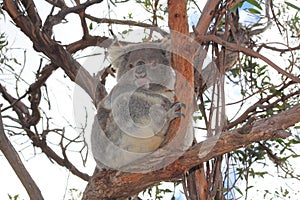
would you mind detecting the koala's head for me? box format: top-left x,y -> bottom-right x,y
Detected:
109,42 -> 175,89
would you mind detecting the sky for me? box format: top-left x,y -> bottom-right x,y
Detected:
0,0 -> 300,199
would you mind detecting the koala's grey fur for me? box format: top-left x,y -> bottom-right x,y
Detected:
91,42 -> 185,170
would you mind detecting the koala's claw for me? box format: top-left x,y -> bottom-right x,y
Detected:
174,112 -> 185,118
171,102 -> 186,111
167,102 -> 186,121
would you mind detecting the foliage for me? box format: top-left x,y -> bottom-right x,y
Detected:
7,194 -> 21,200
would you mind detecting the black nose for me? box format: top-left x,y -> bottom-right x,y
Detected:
136,61 -> 145,66
135,65 -> 147,78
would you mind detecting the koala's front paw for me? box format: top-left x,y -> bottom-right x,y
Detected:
168,102 -> 186,120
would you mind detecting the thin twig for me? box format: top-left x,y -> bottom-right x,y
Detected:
198,35 -> 300,84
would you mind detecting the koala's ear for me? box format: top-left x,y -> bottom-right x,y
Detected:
160,38 -> 170,50
159,39 -> 171,58
108,45 -> 129,70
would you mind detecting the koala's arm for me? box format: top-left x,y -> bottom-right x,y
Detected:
92,104 -> 162,169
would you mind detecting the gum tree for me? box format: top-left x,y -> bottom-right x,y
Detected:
0,0 -> 300,199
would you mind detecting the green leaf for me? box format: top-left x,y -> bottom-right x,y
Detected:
248,8 -> 261,14
285,1 -> 300,11
294,125 -> 300,129
246,185 -> 254,190
269,87 -> 277,93
234,186 -> 244,195
246,0 -> 263,10
122,30 -> 129,34
8,194 -> 19,200
144,0 -> 151,7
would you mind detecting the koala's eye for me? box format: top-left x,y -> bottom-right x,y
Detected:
136,61 -> 145,66
128,64 -> 134,69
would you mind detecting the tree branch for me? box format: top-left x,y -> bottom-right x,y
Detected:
163,0 -> 194,147
195,0 -> 221,35
0,107 -> 44,199
65,35 -> 110,52
227,81 -> 297,129
0,84 -> 91,180
83,103 -> 299,199
198,34 -> 300,83
29,129 -> 91,180
85,14 -> 168,36
3,0 -> 106,102
43,0 -> 103,36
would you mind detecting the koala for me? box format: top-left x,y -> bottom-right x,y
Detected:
91,42 -> 185,170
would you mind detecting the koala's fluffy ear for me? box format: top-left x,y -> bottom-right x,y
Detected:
156,39 -> 171,59
108,45 -> 128,70
159,38 -> 170,51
